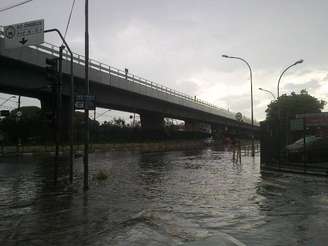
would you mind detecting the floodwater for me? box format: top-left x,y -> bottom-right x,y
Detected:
1,147 -> 328,245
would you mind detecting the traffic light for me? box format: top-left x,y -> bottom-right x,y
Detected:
45,57 -> 59,82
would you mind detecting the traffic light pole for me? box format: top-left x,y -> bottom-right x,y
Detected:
44,29 -> 75,184
53,45 -> 65,185
16,96 -> 21,155
84,0 -> 90,191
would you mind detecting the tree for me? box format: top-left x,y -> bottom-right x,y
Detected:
265,89 -> 326,122
264,90 -> 326,155
0,106 -> 43,144
0,107 -> 100,145
112,117 -> 125,127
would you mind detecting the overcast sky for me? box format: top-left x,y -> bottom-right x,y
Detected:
1,0 -> 328,122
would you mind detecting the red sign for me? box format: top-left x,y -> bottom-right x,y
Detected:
296,112 -> 328,126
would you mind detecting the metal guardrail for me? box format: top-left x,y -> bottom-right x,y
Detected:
0,30 -> 257,125
33,42 -> 236,114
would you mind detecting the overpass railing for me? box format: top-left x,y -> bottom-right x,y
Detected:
0,31 -> 257,125
35,43 -> 236,114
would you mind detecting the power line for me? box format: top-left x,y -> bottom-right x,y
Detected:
64,0 -> 76,40
96,109 -> 111,120
0,0 -> 33,13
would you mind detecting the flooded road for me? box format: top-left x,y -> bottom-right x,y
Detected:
1,147 -> 328,245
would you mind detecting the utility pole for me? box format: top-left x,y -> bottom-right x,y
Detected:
222,54 -> 255,157
84,0 -> 90,191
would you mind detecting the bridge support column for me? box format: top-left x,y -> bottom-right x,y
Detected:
40,94 -> 54,113
185,120 -> 211,134
140,112 -> 164,131
211,125 -> 226,139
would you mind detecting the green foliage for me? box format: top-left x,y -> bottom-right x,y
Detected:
112,117 -> 125,127
0,106 -> 44,144
0,107 -> 209,145
265,89 -> 326,122
0,107 -> 100,145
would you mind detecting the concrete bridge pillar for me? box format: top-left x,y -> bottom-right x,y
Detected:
40,94 -> 54,113
140,112 -> 164,131
211,125 -> 226,139
185,120 -> 211,134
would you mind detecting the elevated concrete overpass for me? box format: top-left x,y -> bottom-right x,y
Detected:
0,37 -> 259,134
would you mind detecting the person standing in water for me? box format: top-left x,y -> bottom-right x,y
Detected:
232,138 -> 241,163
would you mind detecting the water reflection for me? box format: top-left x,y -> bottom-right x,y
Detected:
1,148 -> 328,245
137,152 -> 172,186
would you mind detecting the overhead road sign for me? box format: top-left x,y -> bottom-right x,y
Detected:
75,95 -> 96,110
4,19 -> 44,49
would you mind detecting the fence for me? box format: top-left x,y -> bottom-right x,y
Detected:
260,120 -> 328,176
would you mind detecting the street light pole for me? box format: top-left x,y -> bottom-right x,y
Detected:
277,59 -> 303,98
222,54 -> 255,157
84,0 -> 90,191
259,87 -> 275,99
276,59 -> 303,165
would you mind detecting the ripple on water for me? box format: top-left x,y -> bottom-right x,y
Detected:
1,149 -> 328,245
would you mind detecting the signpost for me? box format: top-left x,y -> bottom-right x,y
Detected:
84,95 -> 95,110
235,112 -> 243,121
296,112 -> 328,127
16,111 -> 22,118
75,95 -> 95,110
4,19 -> 44,49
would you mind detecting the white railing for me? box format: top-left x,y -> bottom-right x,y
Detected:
33,42 -> 232,111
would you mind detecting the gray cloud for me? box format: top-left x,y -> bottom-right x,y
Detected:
322,73 -> 328,82
283,80 -> 321,94
1,0 -> 328,121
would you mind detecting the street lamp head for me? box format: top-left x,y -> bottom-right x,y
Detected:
258,87 -> 263,91
294,59 -> 304,65
222,54 -> 230,58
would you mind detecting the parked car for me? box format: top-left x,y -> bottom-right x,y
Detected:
286,135 -> 320,153
286,136 -> 328,162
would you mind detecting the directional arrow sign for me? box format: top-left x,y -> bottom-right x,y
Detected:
4,19 -> 44,49
19,38 -> 28,45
